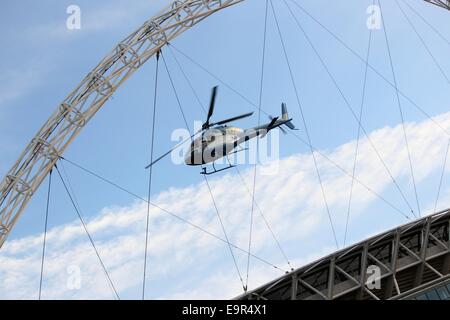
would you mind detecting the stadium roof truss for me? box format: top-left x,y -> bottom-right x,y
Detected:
238,209 -> 450,300
425,0 -> 450,10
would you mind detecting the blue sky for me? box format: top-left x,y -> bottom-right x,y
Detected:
0,0 -> 450,299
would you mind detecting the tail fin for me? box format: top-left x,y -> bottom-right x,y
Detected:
281,103 -> 289,121
281,103 -> 297,130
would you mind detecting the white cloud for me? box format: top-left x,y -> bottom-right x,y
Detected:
1,111 -> 450,299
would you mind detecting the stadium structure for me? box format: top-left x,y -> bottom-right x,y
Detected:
237,209 -> 450,300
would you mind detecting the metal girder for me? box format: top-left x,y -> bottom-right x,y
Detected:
0,0 -> 244,249
425,0 -> 450,11
238,209 -> 450,300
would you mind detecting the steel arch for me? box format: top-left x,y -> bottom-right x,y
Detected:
0,0 -> 244,248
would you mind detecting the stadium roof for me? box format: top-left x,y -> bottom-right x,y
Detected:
237,209 -> 450,300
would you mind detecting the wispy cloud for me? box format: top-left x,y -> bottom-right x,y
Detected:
0,64 -> 47,108
1,111 -> 450,299
25,1 -> 166,42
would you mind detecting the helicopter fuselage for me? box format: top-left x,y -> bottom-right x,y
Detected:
185,115 -> 292,166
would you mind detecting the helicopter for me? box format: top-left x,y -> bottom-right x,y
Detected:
146,86 -> 297,175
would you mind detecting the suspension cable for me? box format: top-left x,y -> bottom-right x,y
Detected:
163,44 -> 410,221
168,43 -> 259,109
284,0 -> 417,218
54,164 -> 120,300
142,50 -> 160,300
288,0 -> 450,137
231,162 -> 293,270
167,45 -> 208,114
378,0 -> 421,217
203,175 -> 246,291
59,156 -> 287,273
59,159 -> 84,220
245,0 -> 269,291
289,131 -> 412,220
395,0 -> 450,216
38,169 -> 52,300
270,0 -> 339,249
434,139 -> 450,213
161,51 -> 191,132
400,0 -> 450,47
396,0 -> 450,85
344,0 -> 374,247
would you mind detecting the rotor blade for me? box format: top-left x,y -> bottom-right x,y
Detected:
212,112 -> 254,126
280,126 -> 287,134
145,130 -> 201,169
284,120 -> 298,130
206,86 -> 218,125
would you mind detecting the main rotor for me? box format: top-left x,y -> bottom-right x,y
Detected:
202,86 -> 253,131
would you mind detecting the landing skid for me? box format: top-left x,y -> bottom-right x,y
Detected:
201,162 -> 235,175
200,147 -> 248,175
